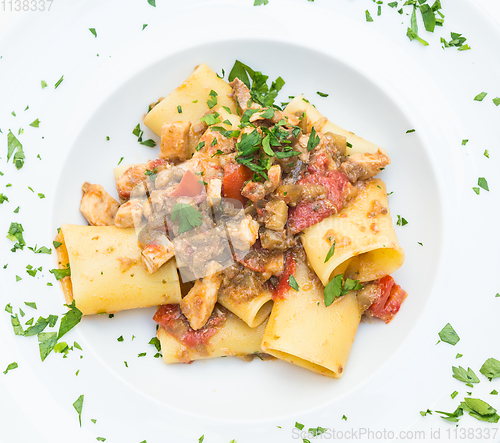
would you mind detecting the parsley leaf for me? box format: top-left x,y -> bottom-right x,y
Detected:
288,275 -> 299,291
324,274 -> 362,307
54,75 -> 64,89
478,177 -> 489,191
171,203 -> 203,234
207,90 -> 218,109
365,10 -> 374,21
324,241 -> 336,263
41,80 -> 47,89
200,112 -> 221,126
0,193 -> 8,204
438,323 -> 460,345
317,91 -> 329,97
58,301 -> 83,340
29,119 -> 40,128
307,127 -> 320,152
6,222 -> 25,251
452,366 -> 480,384
474,92 -> 487,101
89,28 -> 97,38
254,0 -> 269,5
479,358 -> 500,381
50,266 -> 71,280
493,98 -> 500,106
38,332 -> 58,361
3,362 -> 18,374
7,130 -> 25,170
396,215 -> 408,226
140,139 -> 156,148
73,394 -> 84,426
147,0 -> 155,6
407,28 -> 429,46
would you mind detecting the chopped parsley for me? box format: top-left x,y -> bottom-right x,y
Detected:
6,222 -> 25,251
147,0 -> 155,6
3,362 -> 18,374
207,90 -> 218,109
306,127 -> 320,152
295,422 -> 304,430
452,366 -> 480,384
324,274 -> 362,307
171,203 -> 203,234
493,97 -> 500,106
7,130 -> 25,170
195,141 -> 205,151
478,177 -> 489,191
254,0 -> 268,4
484,150 -> 490,158
462,139 -> 469,145
474,92 -> 487,102
117,157 -> 124,165
479,358 -> 500,381
54,75 -> 64,89
73,394 -> 84,426
0,194 -> 8,204
396,215 -> 408,226
288,275 -> 299,291
365,10 -> 374,21
177,105 -> 182,114
29,119 -> 40,128
58,301 -> 83,339
438,323 -> 460,345
89,28 -> 97,38
441,32 -> 470,51
420,409 -> 432,416
200,112 -> 221,126
406,129 -> 415,133
49,265 -> 71,280
41,80 -> 47,89
324,241 -> 336,263
317,91 -> 328,97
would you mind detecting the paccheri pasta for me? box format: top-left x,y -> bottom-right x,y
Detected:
55,61 -> 407,378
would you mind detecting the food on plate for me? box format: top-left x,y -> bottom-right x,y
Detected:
55,61 -> 407,377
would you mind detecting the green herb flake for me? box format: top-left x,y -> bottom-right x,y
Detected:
324,241 -> 336,263
473,187 -> 480,195
7,130 -> 25,170
452,366 -> 480,384
195,141 -> 206,151
307,127 -> 320,152
3,362 -> 18,375
73,394 -> 84,426
317,91 -> 329,97
0,193 -> 8,204
200,112 -> 221,126
54,75 -> 64,89
406,129 -> 415,133
479,358 -> 500,381
207,90 -> 218,109
171,203 -> 203,234
254,0 -> 269,5
365,10 -> 374,21
342,415 -> 347,421
142,24 -> 148,30
24,302 -> 37,309
53,241 -> 62,249
493,97 -> 500,106
484,150 -> 490,158
288,275 -> 299,291
451,391 -> 459,399
49,266 -> 71,280
147,0 -> 155,6
38,332 -> 57,361
41,80 -> 47,89
89,28 -> 97,38
456,353 -> 463,359
6,222 -> 25,251
29,119 -> 40,128
396,215 -> 408,226
478,177 -> 489,191
462,139 -> 469,145
420,409 -> 432,416
324,274 -> 362,307
177,105 -> 182,114
295,422 -> 304,430
438,323 -> 460,345
96,438 -> 106,442
58,301 -> 83,339
491,390 -> 498,395
407,27 -> 429,46
138,352 -> 146,357
117,335 -> 124,342
474,92 -> 487,101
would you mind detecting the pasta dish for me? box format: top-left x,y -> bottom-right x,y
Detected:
54,62 -> 407,378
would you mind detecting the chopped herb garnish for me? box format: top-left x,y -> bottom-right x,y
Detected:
38,332 -> 57,361
406,129 -> 415,133
474,92 -> 487,101
207,90 -> 218,109
200,112 -> 221,126
0,194 -> 8,204
473,187 -> 480,195
479,358 -> 500,381
396,215 -> 408,226
7,130 -> 25,170
420,409 -> 432,416
3,362 -> 18,374
288,275 -> 299,291
478,177 -> 489,191
54,75 -> 64,89
324,274 -> 362,307
50,266 -> 71,280
484,150 -> 490,158
29,119 -> 40,128
171,203 -> 203,234
317,91 -> 328,98
177,105 -> 182,114
462,139 -> 469,145
140,139 -> 156,148
73,394 -> 84,426
438,323 -> 460,345
307,127 -> 320,152
295,422 -> 304,430
195,141 -> 205,151
147,0 -> 155,6
41,80 -> 47,89
365,10 -> 374,21
254,0 -> 268,4
452,366 -> 480,384
58,301 -> 83,339
493,98 -> 500,106
7,222 -> 25,251
324,241 -> 336,263
89,28 -> 97,37
142,24 -> 148,30
117,157 -> 124,165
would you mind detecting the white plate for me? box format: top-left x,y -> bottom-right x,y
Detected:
1,1 -> 500,442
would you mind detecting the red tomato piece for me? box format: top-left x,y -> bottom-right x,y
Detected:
222,163 -> 253,206
273,252 -> 296,300
169,170 -> 204,198
368,275 -> 408,323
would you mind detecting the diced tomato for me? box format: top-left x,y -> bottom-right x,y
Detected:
169,170 -> 204,198
368,275 -> 408,323
273,252 -> 296,300
222,163 -> 253,206
288,170 -> 350,234
153,304 -> 226,348
153,304 -> 181,327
